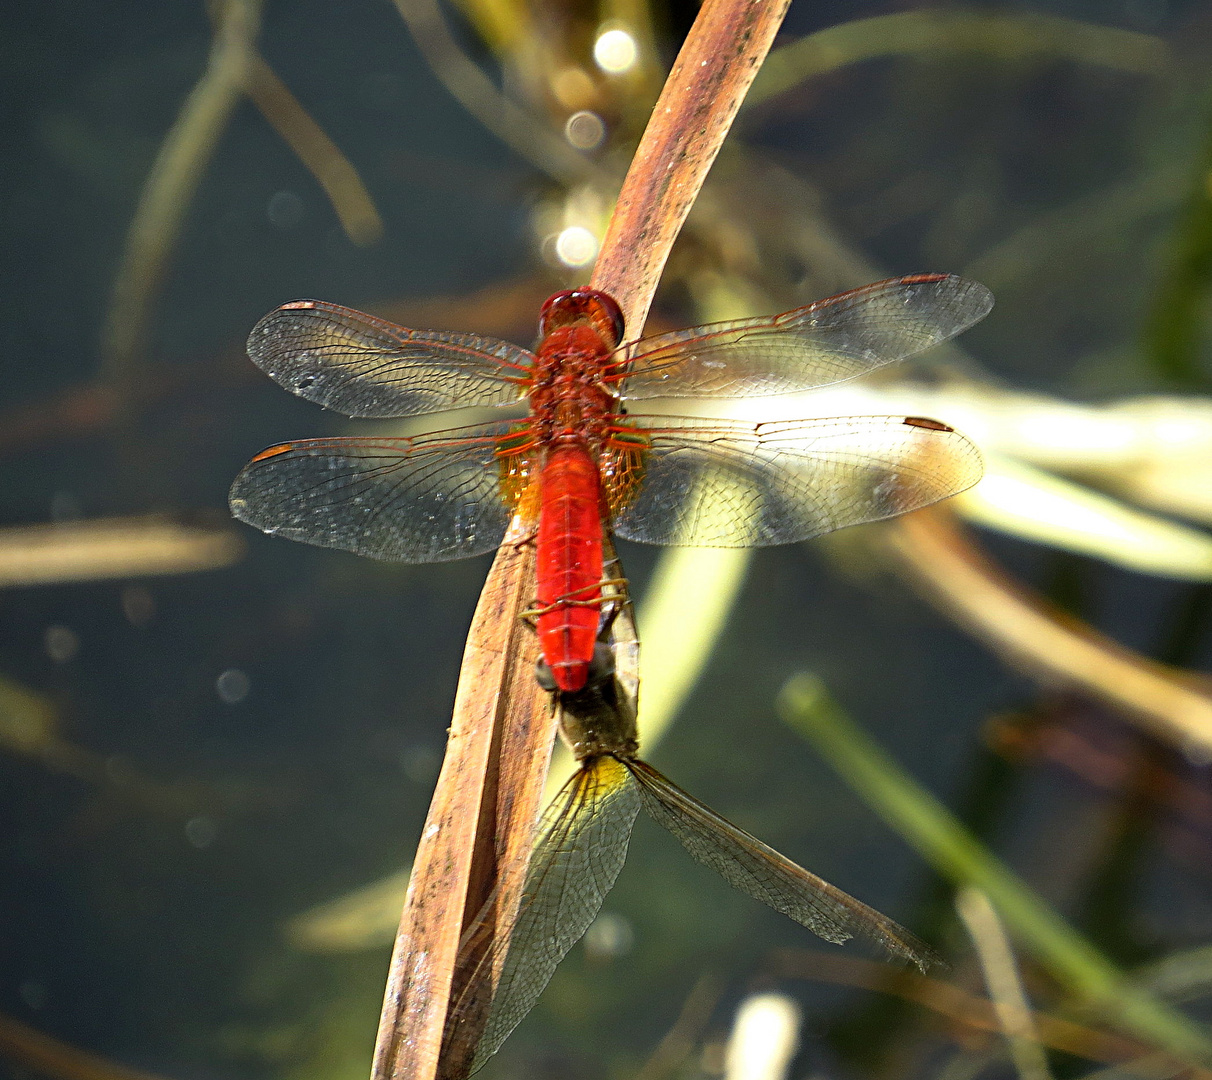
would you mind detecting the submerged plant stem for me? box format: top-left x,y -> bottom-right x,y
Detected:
780,673 -> 1212,1068
749,10 -> 1168,109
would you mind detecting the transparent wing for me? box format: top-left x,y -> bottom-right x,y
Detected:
618,275 -> 992,400
625,759 -> 940,971
228,422 -> 524,562
247,300 -> 533,418
443,758 -> 641,1074
609,415 -> 982,547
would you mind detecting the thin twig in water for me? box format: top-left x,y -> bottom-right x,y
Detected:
747,10 -> 1169,110
767,950 -> 1179,1069
389,0 -> 595,184
103,0 -> 385,387
779,674 -> 1212,1068
633,972 -> 725,1080
0,1012 -> 173,1080
246,57 -> 384,246
0,515 -> 242,588
101,0 -> 262,387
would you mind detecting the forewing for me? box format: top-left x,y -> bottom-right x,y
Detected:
444,758 -> 641,1074
248,300 -> 533,418
610,415 -> 983,547
229,422 -> 523,562
619,275 -> 992,400
626,760 -> 939,971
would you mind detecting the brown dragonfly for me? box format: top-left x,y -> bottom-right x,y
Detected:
439,621 -> 940,1076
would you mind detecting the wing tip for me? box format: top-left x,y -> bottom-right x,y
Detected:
901,272 -> 995,320
898,935 -> 948,975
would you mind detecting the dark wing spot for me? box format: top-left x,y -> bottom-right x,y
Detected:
903,416 -> 953,432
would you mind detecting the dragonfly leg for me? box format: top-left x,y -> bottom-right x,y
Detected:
520,578 -> 624,621
505,526 -> 538,554
529,578 -> 633,694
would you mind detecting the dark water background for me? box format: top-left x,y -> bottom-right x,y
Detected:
3,1 -> 1212,1078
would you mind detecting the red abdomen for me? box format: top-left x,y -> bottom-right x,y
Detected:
535,443 -> 605,692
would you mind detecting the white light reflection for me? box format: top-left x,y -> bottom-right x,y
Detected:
554,225 -> 599,267
582,911 -> 634,960
216,667 -> 251,704
723,993 -> 801,1080
594,27 -> 638,73
44,625 -> 79,664
564,110 -> 606,150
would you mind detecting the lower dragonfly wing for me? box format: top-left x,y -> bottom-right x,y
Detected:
443,757 -> 641,1075
624,759 -> 941,972
229,421 -> 525,562
609,415 -> 982,547
248,300 -> 533,418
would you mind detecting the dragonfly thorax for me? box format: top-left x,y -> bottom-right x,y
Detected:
528,323 -> 621,448
557,682 -> 639,763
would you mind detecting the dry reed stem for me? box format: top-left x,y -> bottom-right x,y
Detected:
886,508 -> 1212,758
592,0 -> 792,335
373,0 -> 791,1075
371,534 -> 552,1080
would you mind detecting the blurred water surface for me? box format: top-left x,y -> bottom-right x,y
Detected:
3,1 -> 1212,1079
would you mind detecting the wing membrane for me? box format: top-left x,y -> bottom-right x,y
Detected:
619,275 -> 992,400
610,415 -> 983,547
247,300 -> 533,418
228,422 -> 524,562
625,759 -> 939,971
443,758 -> 642,1074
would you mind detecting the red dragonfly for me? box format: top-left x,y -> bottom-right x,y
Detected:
229,275 -> 991,690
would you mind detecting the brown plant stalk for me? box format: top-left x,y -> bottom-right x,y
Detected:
885,508 -> 1212,758
370,0 -> 791,1076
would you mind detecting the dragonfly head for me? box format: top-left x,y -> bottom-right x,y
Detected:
538,289 -> 625,350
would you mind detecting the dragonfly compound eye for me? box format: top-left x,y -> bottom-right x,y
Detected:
534,657 -> 559,693
538,289 -> 625,348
